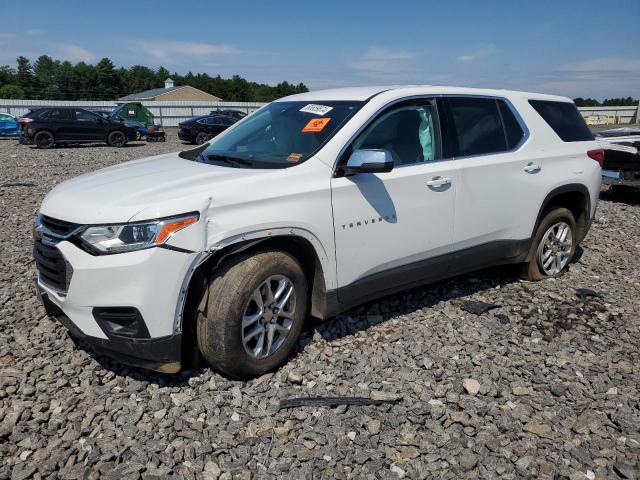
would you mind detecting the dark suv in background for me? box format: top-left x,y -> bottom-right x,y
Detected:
178,114 -> 237,144
19,107 -> 137,148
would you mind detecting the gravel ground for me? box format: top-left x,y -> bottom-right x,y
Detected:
1,133 -> 639,479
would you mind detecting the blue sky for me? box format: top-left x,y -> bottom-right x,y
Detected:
1,0 -> 639,99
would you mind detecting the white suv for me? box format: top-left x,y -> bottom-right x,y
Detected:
34,86 -> 602,378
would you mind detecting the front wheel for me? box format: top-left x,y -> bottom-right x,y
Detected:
522,207 -> 577,281
197,250 -> 308,379
107,130 -> 127,147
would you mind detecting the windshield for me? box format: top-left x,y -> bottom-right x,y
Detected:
199,101 -> 363,168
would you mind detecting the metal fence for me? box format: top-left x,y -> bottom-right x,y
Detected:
0,98 -> 638,126
0,99 -> 266,126
578,105 -> 638,125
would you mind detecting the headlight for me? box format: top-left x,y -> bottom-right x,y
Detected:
79,213 -> 199,254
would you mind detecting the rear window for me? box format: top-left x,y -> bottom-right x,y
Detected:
528,100 -> 593,142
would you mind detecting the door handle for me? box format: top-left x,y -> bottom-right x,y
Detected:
524,163 -> 541,174
426,177 -> 452,188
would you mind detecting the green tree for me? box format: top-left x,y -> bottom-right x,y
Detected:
9,55 -> 310,101
16,56 -> 35,98
95,58 -> 123,100
34,55 -> 60,99
0,84 -> 24,99
0,65 -> 17,87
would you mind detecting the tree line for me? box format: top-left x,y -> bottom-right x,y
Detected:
574,97 -> 638,107
0,55 -> 309,102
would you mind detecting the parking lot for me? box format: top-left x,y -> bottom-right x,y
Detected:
1,133 -> 639,479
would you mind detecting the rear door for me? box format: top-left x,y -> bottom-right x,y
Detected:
47,109 -> 75,140
440,96 -> 538,250
331,99 -> 460,303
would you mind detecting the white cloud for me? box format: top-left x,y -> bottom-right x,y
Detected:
533,57 -> 640,98
130,40 -> 235,62
564,57 -> 640,73
55,44 -> 97,63
0,33 -> 15,47
26,29 -> 45,36
352,47 -> 416,76
457,44 -> 496,62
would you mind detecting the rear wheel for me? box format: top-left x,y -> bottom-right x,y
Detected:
197,250 -> 308,379
34,131 -> 54,149
522,207 -> 577,281
195,131 -> 208,145
107,130 -> 126,147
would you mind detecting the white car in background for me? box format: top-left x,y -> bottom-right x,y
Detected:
34,86 -> 602,378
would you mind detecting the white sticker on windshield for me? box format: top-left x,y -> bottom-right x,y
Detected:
300,104 -> 333,116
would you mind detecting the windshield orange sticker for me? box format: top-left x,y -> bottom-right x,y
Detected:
287,153 -> 303,162
302,117 -> 331,133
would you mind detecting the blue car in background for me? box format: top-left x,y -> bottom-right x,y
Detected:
88,108 -> 148,140
0,113 -> 20,138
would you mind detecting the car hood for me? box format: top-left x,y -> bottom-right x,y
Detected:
40,152 -> 276,223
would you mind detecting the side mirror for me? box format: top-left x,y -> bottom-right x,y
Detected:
343,149 -> 394,176
96,117 -> 103,124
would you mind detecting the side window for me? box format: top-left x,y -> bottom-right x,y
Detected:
353,102 -> 441,166
49,109 -> 71,120
222,117 -> 235,126
75,110 -> 98,122
528,100 -> 594,142
447,97 -> 506,156
497,100 -> 525,149
37,110 -> 51,119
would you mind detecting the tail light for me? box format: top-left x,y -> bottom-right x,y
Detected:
587,149 -> 604,167
18,117 -> 33,124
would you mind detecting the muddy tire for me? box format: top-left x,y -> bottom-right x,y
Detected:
197,250 -> 308,379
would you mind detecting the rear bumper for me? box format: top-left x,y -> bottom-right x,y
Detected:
36,282 -> 182,373
178,131 -> 194,142
602,169 -> 640,187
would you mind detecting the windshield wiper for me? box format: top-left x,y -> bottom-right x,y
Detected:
207,154 -> 253,167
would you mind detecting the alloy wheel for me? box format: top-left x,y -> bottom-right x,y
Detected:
110,131 -> 125,147
537,221 -> 573,275
242,275 -> 296,359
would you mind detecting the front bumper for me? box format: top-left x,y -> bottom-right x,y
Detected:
34,239 -> 200,373
36,283 -> 182,372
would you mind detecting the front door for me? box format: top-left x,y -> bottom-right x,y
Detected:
330,100 -> 459,304
73,110 -> 106,140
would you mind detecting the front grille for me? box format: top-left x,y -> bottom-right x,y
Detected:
33,240 -> 72,292
41,215 -> 78,237
33,215 -> 80,293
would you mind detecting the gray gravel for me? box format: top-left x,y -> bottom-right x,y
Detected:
1,133 -> 639,479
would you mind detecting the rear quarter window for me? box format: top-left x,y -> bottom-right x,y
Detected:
497,100 -> 525,149
528,100 -> 594,142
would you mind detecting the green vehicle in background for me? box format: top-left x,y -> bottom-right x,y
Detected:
111,102 -> 155,127
111,102 -> 165,142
